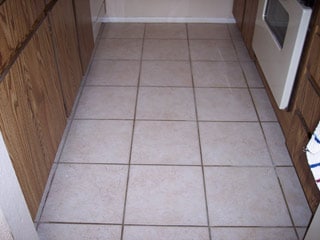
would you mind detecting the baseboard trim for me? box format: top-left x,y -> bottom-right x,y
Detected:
99,17 -> 236,23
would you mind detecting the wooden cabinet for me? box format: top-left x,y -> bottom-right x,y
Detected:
0,19 -> 67,218
232,0 -> 258,58
0,0 -> 45,73
49,0 -> 83,116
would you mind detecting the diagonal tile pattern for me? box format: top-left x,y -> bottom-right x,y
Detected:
37,23 -> 311,240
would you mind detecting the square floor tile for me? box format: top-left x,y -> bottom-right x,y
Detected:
297,228 -> 307,240
188,23 -> 230,39
251,88 -> 277,121
276,167 -> 312,226
132,121 -> 200,165
233,40 -> 252,61
204,167 -> 292,226
125,166 -> 207,225
140,61 -> 192,87
227,24 -> 242,40
75,87 -> 137,119
41,164 -> 127,223
102,23 -> 145,38
123,226 -> 210,240
38,224 -> 121,240
241,62 -> 264,88
95,39 -> 143,60
60,120 -> 133,164
195,88 -> 257,121
211,227 -> 297,240
136,87 -> 196,120
262,122 -> 292,166
199,122 -> 272,166
192,61 -> 246,87
145,23 -> 187,39
86,60 -> 140,86
143,39 -> 189,60
190,40 -> 237,61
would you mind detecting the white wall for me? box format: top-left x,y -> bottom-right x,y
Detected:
104,0 -> 234,22
0,133 -> 39,240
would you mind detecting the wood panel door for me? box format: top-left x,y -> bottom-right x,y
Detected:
73,0 -> 94,75
50,0 -> 83,116
0,19 -> 67,218
0,0 -> 45,73
232,0 -> 246,29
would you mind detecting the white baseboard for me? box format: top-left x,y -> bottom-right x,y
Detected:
99,17 -> 236,23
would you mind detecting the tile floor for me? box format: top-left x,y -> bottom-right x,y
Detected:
36,23 -> 312,240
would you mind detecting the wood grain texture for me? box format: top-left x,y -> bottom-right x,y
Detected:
73,0 -> 94,75
0,19 -> 67,218
0,0 -> 44,73
232,0 -> 246,30
307,25 -> 320,89
50,0 -> 83,116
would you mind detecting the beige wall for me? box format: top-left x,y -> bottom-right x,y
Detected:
104,0 -> 234,22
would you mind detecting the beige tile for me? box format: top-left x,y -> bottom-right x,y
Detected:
262,122 -> 292,166
60,120 -> 133,164
136,87 -> 196,120
123,226 -> 210,240
102,23 -> 145,38
190,40 -> 237,61
227,24 -> 242,40
211,227 -> 297,240
145,23 -> 187,39
86,60 -> 140,86
143,39 -> 189,60
192,61 -> 246,87
233,40 -> 252,61
95,39 -> 143,60
296,228 -> 307,240
199,122 -> 272,166
251,88 -> 277,121
41,164 -> 127,223
188,23 -> 230,39
195,88 -> 257,121
277,167 -> 312,226
241,61 -> 264,88
75,87 -> 137,119
204,167 -> 292,226
38,224 -> 121,240
132,121 -> 200,165
140,61 -> 192,87
125,166 -> 207,225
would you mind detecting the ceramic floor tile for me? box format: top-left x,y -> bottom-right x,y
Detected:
276,167 -> 312,226
136,87 -> 196,120
143,39 -> 189,60
296,228 -> 307,240
41,164 -> 127,223
123,226 -> 210,240
233,39 -> 252,61
125,166 -> 207,225
192,61 -> 246,87
86,60 -> 140,86
75,87 -> 137,119
227,23 -> 242,40
240,61 -> 264,88
95,39 -> 143,60
189,40 -> 237,61
102,23 -> 145,38
195,88 -> 257,121
211,227 -> 297,240
145,23 -> 187,39
131,121 -> 200,165
199,122 -> 272,166
140,61 -> 192,87
188,23 -> 230,39
60,120 -> 133,164
38,224 -> 121,240
262,122 -> 292,166
204,167 -> 292,226
251,88 -> 278,121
